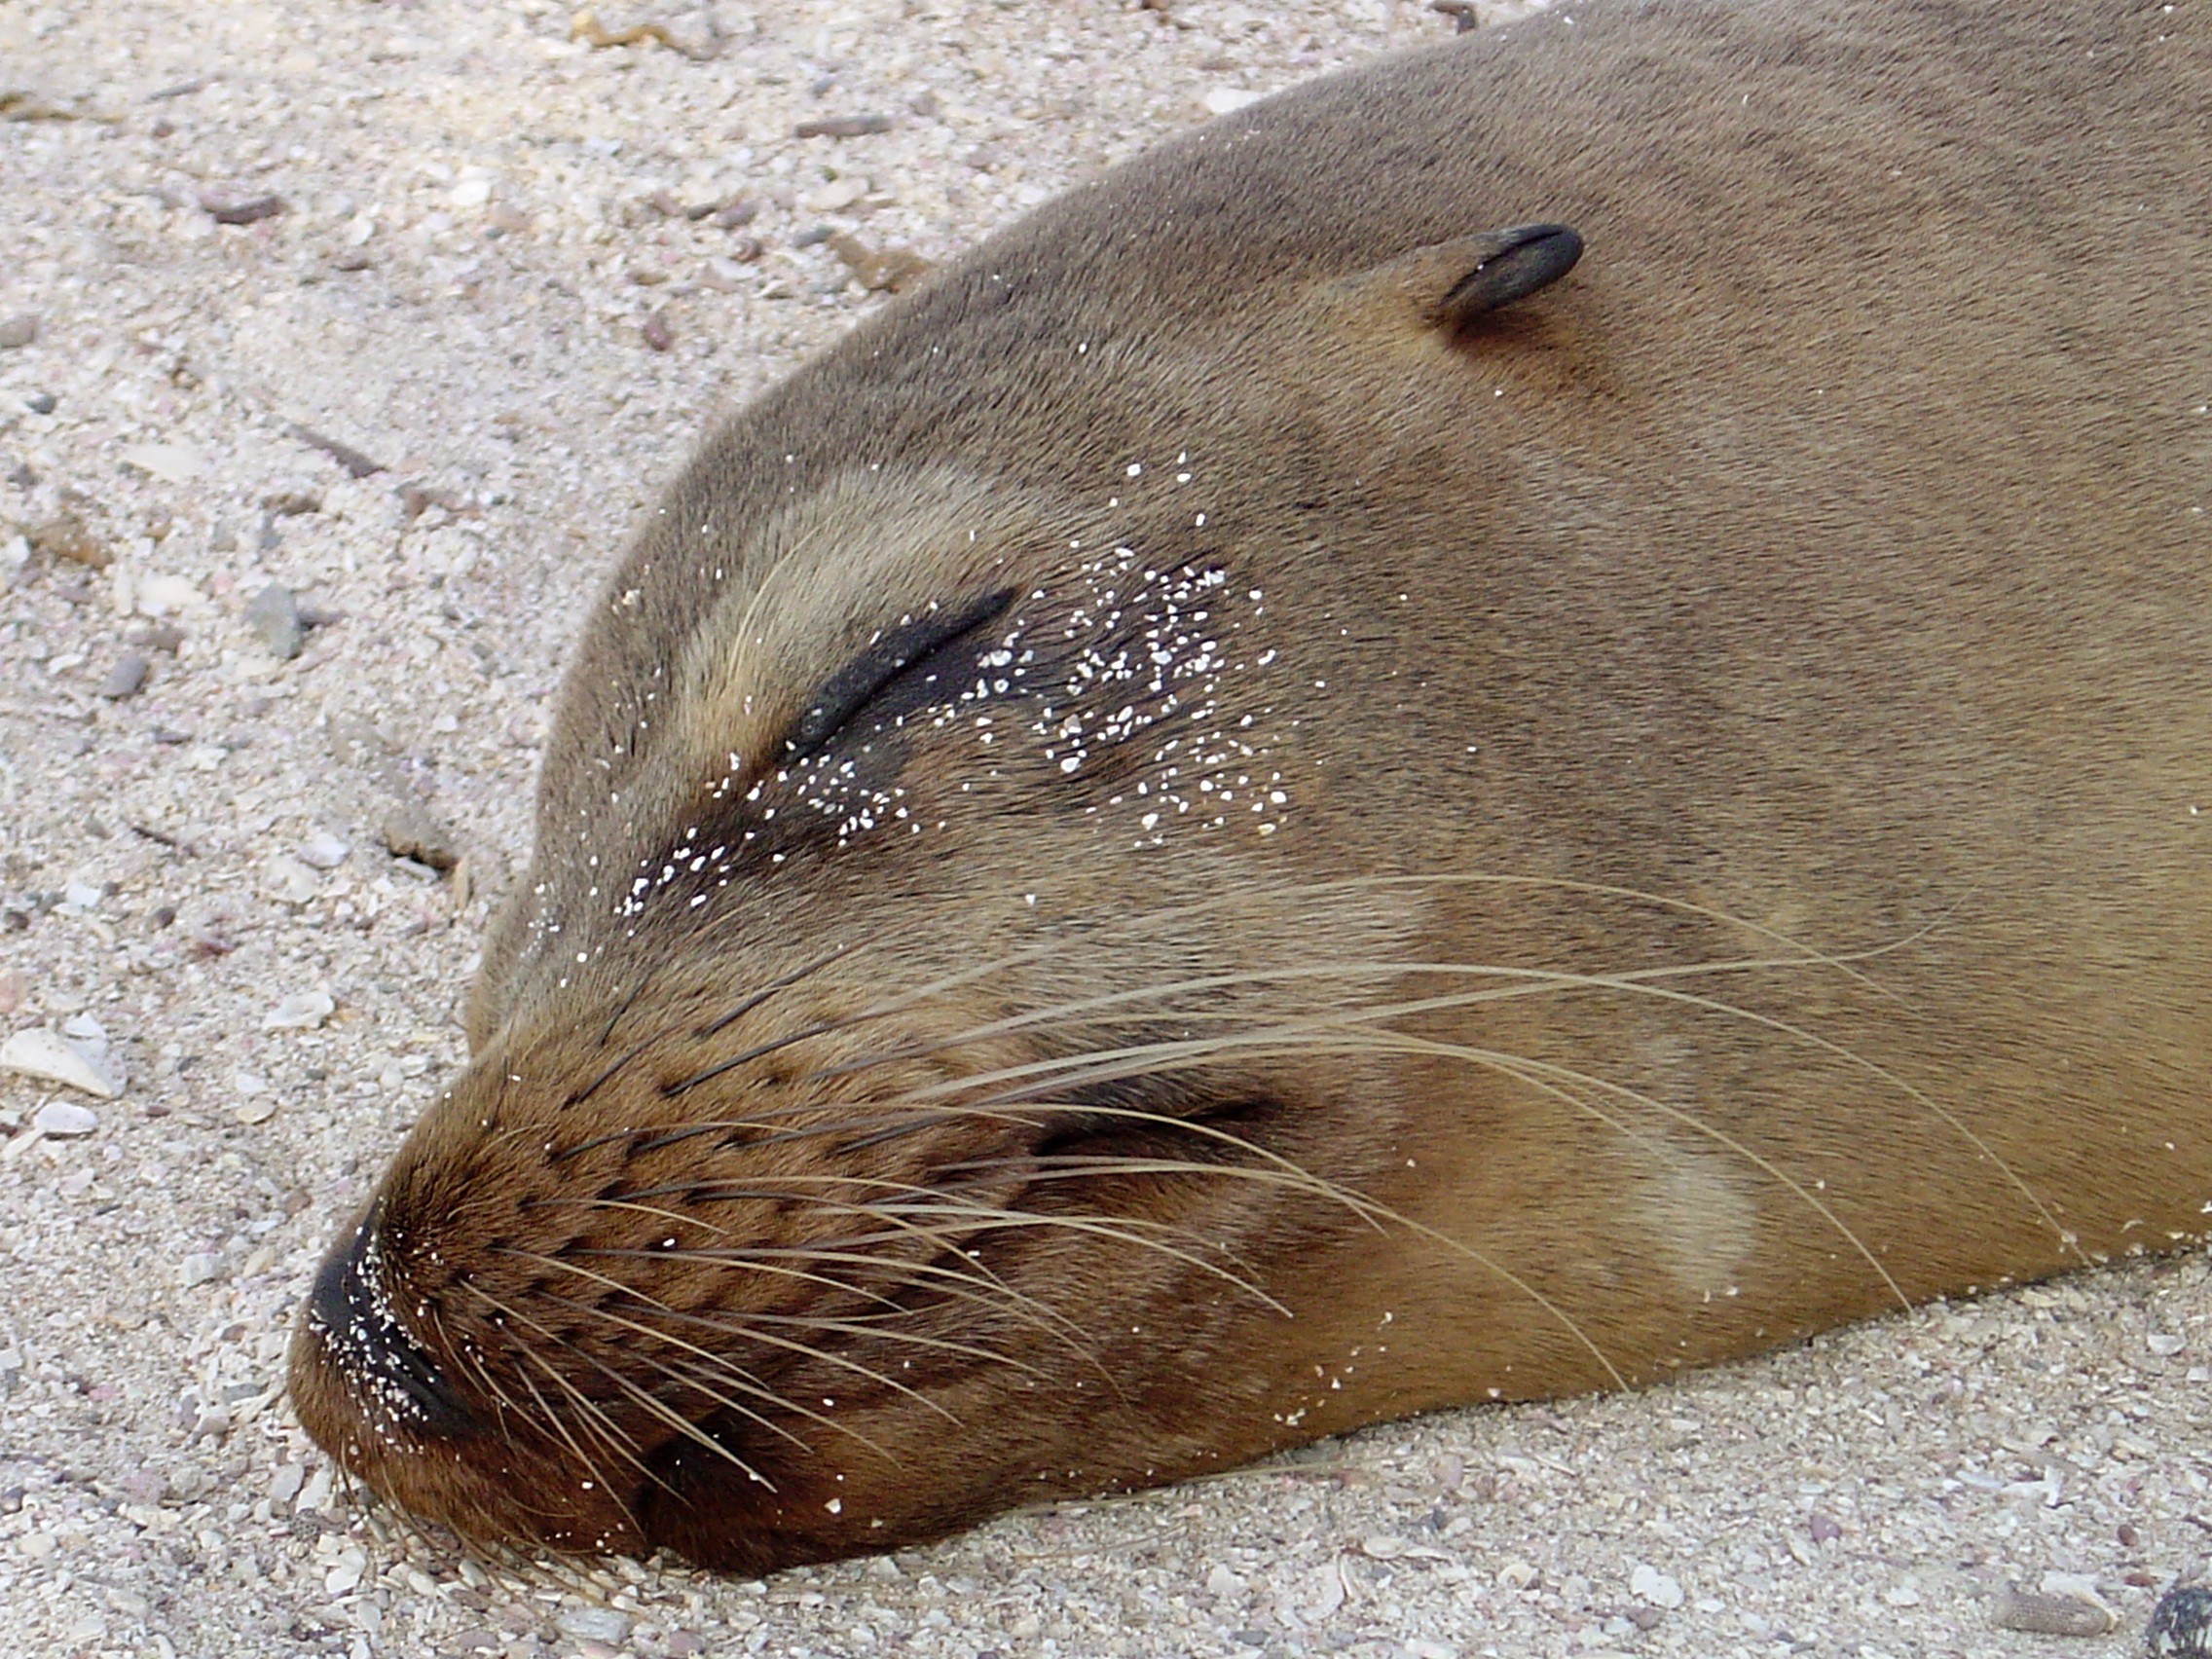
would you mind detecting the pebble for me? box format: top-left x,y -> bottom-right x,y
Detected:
262,990 -> 336,1030
553,1606 -> 633,1645
1,1027 -> 123,1098
246,582 -> 306,658
32,1098 -> 100,1136
642,313 -> 675,352
234,1097 -> 279,1125
0,313 -> 39,350
201,191 -> 288,225
127,618 -> 186,653
802,176 -> 869,212
1992,1583 -> 2117,1637
263,854 -> 323,904
1629,1564 -> 1684,1609
178,1252 -> 227,1288
827,233 -> 932,293
1202,87 -> 1266,116
323,1544 -> 368,1597
794,112 -> 894,137
0,968 -> 23,1015
27,512 -> 108,568
98,650 -> 150,699
379,803 -> 459,871
297,832 -> 351,870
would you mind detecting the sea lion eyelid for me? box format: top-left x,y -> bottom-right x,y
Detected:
781,585 -> 1018,761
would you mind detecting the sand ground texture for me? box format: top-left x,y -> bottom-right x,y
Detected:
1,2 -> 2205,1656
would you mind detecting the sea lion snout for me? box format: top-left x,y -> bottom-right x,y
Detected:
290,959 -> 1356,1567
301,1208 -> 478,1441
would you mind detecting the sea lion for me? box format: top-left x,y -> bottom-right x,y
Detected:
289,0 -> 2212,1575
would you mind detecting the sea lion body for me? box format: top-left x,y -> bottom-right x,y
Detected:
292,0 -> 2212,1573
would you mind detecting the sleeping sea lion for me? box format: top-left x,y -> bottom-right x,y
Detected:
289,0 -> 2212,1574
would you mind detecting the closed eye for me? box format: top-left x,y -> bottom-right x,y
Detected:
782,586 -> 1017,761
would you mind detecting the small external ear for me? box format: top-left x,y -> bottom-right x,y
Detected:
1322,222 -> 1583,334
1432,223 -> 1583,325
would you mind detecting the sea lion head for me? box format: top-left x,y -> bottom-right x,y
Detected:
284,104 -> 1592,1568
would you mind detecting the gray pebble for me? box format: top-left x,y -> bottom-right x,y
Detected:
0,314 -> 38,350
178,1252 -> 227,1288
245,582 -> 305,659
97,651 -> 150,699
201,191 -> 287,225
23,391 -> 55,415
127,619 -> 185,653
794,112 -> 894,138
379,803 -> 459,871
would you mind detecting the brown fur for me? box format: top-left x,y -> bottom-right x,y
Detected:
289,0 -> 2212,1575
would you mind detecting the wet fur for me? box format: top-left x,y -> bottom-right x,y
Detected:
290,0 -> 2212,1574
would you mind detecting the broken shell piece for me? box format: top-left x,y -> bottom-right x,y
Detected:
1,1028 -> 124,1098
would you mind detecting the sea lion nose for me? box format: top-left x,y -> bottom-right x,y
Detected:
305,1211 -> 478,1440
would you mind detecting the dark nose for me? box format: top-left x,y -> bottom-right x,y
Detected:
307,1209 -> 479,1440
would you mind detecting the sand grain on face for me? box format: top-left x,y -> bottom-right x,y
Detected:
0,0 -> 2202,1654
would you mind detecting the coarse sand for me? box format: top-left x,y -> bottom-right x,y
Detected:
1,3 -> 2203,1656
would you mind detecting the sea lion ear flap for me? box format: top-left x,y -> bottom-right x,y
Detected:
1328,222 -> 1583,334
1432,223 -> 1583,326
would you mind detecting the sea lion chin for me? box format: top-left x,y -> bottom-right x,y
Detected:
290,0 -> 2212,1574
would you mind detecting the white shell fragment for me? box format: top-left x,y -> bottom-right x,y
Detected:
296,831 -> 351,870
1,1027 -> 124,1099
263,854 -> 323,903
117,440 -> 205,483
32,1099 -> 100,1136
262,990 -> 336,1031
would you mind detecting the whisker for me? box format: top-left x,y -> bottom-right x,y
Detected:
695,948 -> 849,1039
508,1249 -> 962,1426
471,1289 -> 658,1491
463,1280 -> 782,1490
850,957 -> 2066,1263
532,1184 -> 1112,1375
